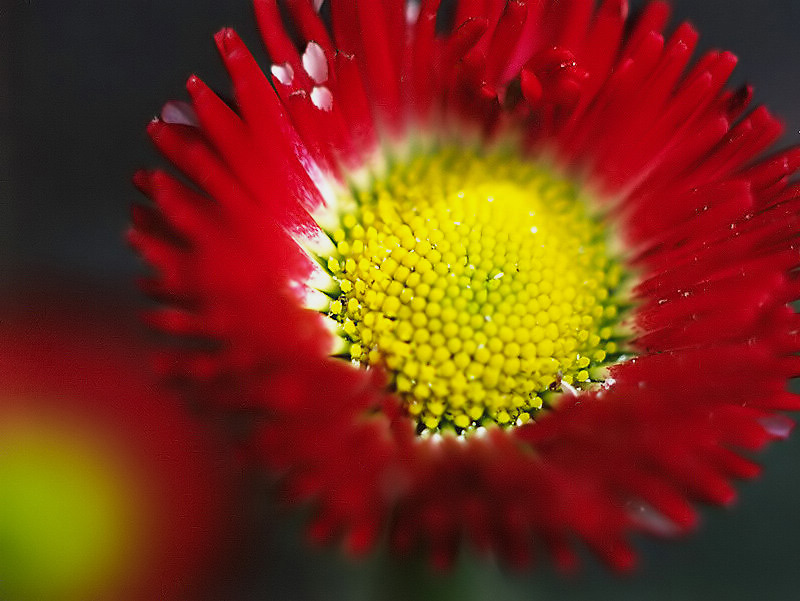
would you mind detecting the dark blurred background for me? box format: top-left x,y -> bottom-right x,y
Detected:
3,1 -> 800,599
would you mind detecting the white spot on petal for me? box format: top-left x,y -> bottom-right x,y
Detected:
299,287 -> 331,312
406,1 -> 421,25
161,101 -> 199,127
759,415 -> 794,439
304,260 -> 338,294
320,316 -> 349,355
627,500 -> 682,537
311,86 -> 333,111
302,41 -> 328,84
312,0 -> 324,11
270,62 -> 294,86
298,227 -> 337,258
560,380 -> 579,396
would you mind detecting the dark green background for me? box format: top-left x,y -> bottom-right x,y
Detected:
3,1 -> 800,599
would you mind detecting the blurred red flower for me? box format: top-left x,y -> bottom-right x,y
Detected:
0,280 -> 234,600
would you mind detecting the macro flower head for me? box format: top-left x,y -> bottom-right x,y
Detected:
131,0 -> 800,571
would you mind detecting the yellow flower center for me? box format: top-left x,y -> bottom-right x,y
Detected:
0,409 -> 145,600
323,147 -> 627,433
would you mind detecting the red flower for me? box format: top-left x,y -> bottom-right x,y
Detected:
0,282 -> 233,600
132,0 -> 800,571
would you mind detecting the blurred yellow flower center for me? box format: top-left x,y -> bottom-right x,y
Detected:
324,147 -> 626,432
0,411 -> 144,601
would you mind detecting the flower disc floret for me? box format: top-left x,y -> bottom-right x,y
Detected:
323,148 -> 627,431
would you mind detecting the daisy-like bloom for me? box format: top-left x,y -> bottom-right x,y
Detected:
132,0 -> 800,570
0,286 -> 232,600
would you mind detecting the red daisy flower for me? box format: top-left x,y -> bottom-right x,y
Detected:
131,0 -> 800,571
0,282 -> 234,600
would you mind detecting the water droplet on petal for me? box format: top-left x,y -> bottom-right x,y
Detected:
302,42 -> 328,84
